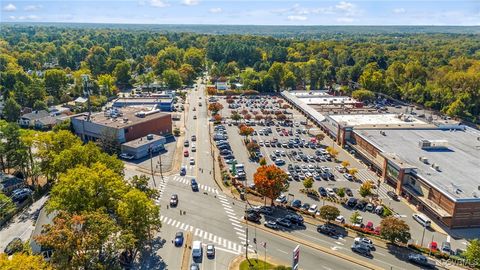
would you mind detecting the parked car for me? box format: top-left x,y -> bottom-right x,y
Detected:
291,199 -> 302,208
180,166 -> 186,176
343,173 -> 353,181
326,188 -> 336,197
275,194 -> 287,203
441,241 -> 452,254
387,191 -> 399,201
189,157 -> 195,165
11,188 -> 32,203
307,204 -> 318,214
286,214 -> 304,225
318,187 -> 327,197
184,150 -> 189,157
335,215 -> 345,224
345,188 -> 353,197
119,153 -> 134,160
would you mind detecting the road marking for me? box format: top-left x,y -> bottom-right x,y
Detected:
231,222 -> 243,228
229,218 -> 240,223
215,246 -> 240,255
375,252 -> 386,256
234,227 -> 244,232
276,248 -> 288,254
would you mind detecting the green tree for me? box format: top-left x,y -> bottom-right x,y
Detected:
268,62 -> 285,91
116,189 -> 161,264
44,69 -> 68,100
352,89 -> 375,102
464,239 -> 480,266
33,100 -> 48,111
0,192 -> 15,219
114,61 -> 132,85
319,205 -> 340,223
2,97 -> 21,122
2,123 -> 28,175
47,162 -> 128,213
337,187 -> 345,198
98,74 -> 116,96
303,177 -> 313,189
283,70 -> 297,90
109,46 -> 127,61
259,157 -> 267,166
162,69 -> 182,89
350,210 -> 361,224
129,175 -> 159,200
184,47 -> 205,72
380,216 -> 411,244
86,46 -> 108,75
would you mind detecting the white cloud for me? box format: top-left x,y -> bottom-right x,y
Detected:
182,0 -> 199,6
3,3 -> 16,12
24,5 -> 42,11
337,17 -> 354,23
148,0 -> 169,8
15,15 -> 40,20
335,1 -> 358,16
287,15 -> 307,21
393,8 -> 406,14
209,8 -> 222,14
9,16 -> 16,20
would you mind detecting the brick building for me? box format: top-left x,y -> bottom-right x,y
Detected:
71,107 -> 172,144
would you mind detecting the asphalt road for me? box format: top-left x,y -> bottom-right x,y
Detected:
125,80 -> 410,269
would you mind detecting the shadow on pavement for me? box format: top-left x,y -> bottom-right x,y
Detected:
136,237 -> 168,270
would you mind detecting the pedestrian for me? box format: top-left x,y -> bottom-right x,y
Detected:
180,210 -> 182,215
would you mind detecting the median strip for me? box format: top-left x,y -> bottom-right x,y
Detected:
181,231 -> 193,270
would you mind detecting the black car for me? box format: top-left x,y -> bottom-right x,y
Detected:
191,179 -> 199,191
345,188 -> 353,197
290,199 -> 302,208
174,232 -> 184,247
276,218 -> 292,228
286,214 -> 304,225
346,197 -> 358,208
244,213 -> 261,223
318,187 -> 327,197
387,191 -> 399,201
356,200 -> 368,211
170,194 -> 178,207
317,224 -> 336,236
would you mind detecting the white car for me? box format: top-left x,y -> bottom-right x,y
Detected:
326,188 -> 336,197
189,157 -> 195,165
191,145 -> 196,152
354,237 -> 375,250
307,204 -> 318,213
335,166 -> 346,173
275,194 -> 287,203
343,173 -> 353,181
119,153 -> 134,160
335,215 -> 345,223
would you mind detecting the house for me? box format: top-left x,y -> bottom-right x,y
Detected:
30,207 -> 55,260
215,77 -> 228,91
74,97 -> 88,106
0,173 -> 24,195
18,110 -> 49,127
18,110 -> 57,130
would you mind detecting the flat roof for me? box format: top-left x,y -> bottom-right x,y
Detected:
289,90 -> 330,97
114,97 -> 173,103
281,91 -> 325,123
329,113 -> 429,128
122,134 -> 165,148
299,96 -> 358,105
356,127 -> 480,201
72,107 -> 170,129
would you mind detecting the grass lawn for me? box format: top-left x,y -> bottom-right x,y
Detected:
239,259 -> 290,270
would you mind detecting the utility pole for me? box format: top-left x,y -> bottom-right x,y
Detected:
149,145 -> 157,187
421,224 -> 426,247
158,150 -> 164,181
81,74 -> 92,121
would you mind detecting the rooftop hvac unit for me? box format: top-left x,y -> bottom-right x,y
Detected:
419,157 -> 429,164
418,139 -> 449,149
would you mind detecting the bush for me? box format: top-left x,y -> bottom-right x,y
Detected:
382,205 -> 393,217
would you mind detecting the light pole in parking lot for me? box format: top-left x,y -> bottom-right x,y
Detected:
421,223 -> 427,247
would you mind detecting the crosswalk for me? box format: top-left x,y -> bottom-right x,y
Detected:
170,175 -> 220,194
216,193 -> 254,251
356,169 -> 394,199
160,215 -> 251,254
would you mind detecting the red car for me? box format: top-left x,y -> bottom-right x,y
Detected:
429,241 -> 438,251
365,221 -> 374,231
184,150 -> 189,157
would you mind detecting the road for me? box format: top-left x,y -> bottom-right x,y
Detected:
0,195 -> 48,251
120,78 -> 455,270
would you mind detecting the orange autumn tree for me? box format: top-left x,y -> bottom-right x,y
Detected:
253,165 -> 289,205
208,102 -> 224,114
239,124 -> 254,140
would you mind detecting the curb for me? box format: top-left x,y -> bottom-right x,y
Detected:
244,220 -> 383,270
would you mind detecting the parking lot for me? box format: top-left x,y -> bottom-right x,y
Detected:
210,94 -> 466,253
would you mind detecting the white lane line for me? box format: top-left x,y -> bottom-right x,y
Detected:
231,222 -> 243,228
234,227 -> 244,232
215,246 -> 240,255
229,218 -> 241,223
276,249 -> 288,254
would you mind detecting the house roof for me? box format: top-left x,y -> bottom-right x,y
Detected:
74,97 -> 88,103
21,110 -> 49,121
0,173 -> 23,190
36,116 -> 57,126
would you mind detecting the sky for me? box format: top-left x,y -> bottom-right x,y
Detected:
1,0 -> 479,25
